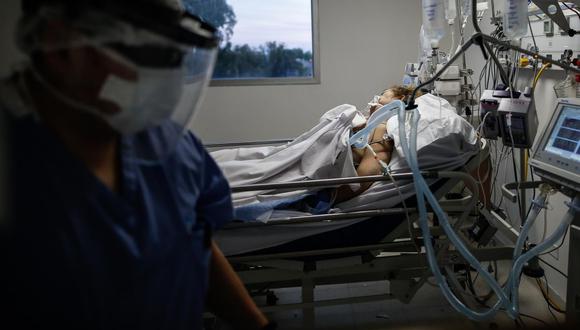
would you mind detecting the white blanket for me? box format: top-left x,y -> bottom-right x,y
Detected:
212,95 -> 481,255
212,95 -> 479,210
211,104 -> 358,207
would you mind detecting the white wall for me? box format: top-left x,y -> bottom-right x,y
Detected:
192,0 -> 423,143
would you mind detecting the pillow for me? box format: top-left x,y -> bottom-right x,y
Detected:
386,93 -> 477,157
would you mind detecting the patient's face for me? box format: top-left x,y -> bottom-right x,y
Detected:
379,90 -> 396,105
369,90 -> 396,116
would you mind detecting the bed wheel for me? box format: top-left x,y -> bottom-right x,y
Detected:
266,291 -> 279,306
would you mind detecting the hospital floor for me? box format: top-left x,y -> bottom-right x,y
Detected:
248,261 -> 566,330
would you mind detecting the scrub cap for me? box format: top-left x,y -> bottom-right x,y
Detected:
17,0 -> 219,55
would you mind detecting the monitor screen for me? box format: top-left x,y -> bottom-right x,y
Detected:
544,105 -> 580,162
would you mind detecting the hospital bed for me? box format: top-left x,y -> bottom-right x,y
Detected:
207,137 -> 515,328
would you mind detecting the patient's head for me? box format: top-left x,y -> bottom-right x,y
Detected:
371,85 -> 420,115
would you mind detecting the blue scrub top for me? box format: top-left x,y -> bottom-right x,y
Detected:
2,99 -> 234,329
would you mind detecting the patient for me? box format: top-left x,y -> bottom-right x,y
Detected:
335,85 -> 417,203
336,86 -> 492,208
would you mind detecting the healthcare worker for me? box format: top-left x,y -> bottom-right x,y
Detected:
0,0 -> 272,329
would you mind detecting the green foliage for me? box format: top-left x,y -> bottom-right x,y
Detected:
184,0 -> 237,42
184,0 -> 313,79
213,42 -> 313,79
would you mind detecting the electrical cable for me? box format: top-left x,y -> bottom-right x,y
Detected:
540,226 -> 569,256
466,260 -> 501,306
538,258 -> 568,278
524,153 -> 537,221
533,63 -> 550,89
518,312 -> 550,327
561,2 -> 580,20
388,173 -> 421,255
536,275 -> 566,316
527,17 -> 538,54
508,127 -> 524,223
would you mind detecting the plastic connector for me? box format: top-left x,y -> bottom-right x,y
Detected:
522,245 -> 545,279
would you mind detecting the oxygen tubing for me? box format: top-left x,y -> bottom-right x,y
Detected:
398,105 -> 512,320
349,99 -> 576,321
508,196 -> 578,314
349,100 -> 404,149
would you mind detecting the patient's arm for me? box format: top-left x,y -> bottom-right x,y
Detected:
336,123 -> 393,203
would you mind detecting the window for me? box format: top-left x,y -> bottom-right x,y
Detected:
184,0 -> 319,85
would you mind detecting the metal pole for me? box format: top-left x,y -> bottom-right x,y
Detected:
520,149 -> 527,224
230,172 -> 437,193
223,208 -> 414,228
204,139 -> 294,148
566,195 -> 580,323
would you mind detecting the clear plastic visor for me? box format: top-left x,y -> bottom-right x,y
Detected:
16,7 -> 218,163
127,46 -> 217,163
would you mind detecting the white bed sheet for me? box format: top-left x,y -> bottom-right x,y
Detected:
212,95 -> 481,256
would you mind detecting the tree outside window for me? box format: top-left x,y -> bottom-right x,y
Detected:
184,0 -> 316,84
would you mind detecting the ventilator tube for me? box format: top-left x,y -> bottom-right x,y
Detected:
398,106 -> 512,321
422,0 -> 447,48
508,197 -> 578,315
395,102 -> 575,321
349,101 -> 403,149
349,99 -> 575,320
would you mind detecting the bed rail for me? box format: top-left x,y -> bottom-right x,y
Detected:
204,139 -> 294,149
224,171 -> 480,229
224,207 -> 415,228
230,172 -> 438,193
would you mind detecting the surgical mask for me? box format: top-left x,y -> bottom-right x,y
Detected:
29,48 -> 186,135
98,68 -> 184,133
98,48 -> 185,133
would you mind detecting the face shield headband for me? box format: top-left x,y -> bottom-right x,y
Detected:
20,0 -> 219,49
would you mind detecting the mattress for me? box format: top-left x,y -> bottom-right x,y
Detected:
215,176 -> 448,257
212,97 -> 483,256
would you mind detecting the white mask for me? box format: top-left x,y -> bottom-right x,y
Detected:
28,49 -> 186,135
97,48 -> 185,134
98,66 -> 185,134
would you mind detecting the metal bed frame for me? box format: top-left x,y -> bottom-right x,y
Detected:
207,139 -> 515,328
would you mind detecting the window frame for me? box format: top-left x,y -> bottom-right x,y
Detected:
209,0 -> 320,86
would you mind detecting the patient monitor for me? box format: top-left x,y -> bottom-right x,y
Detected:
530,98 -> 580,195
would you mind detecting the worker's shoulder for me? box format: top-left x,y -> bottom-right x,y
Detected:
170,130 -> 219,171
180,131 -> 208,155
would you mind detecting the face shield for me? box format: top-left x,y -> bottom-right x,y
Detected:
17,0 -> 219,163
